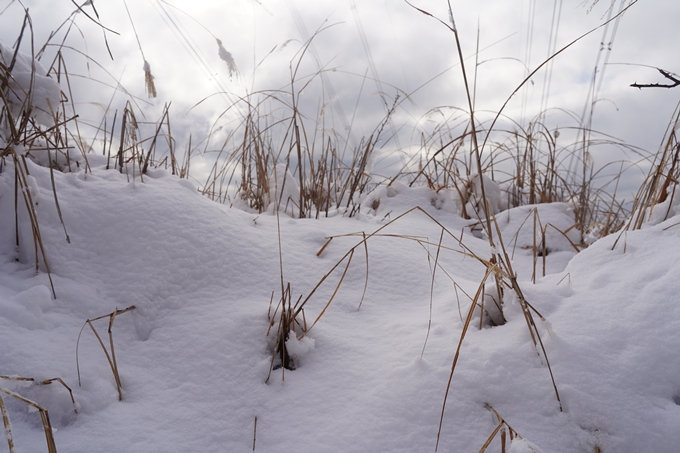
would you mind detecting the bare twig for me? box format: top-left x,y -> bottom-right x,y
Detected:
631,68 -> 680,89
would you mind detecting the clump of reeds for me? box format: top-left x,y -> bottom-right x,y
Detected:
201,31 -> 398,219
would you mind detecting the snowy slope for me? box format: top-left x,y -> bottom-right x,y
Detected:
1,158 -> 679,453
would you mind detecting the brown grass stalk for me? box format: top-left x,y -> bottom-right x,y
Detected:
435,267 -> 495,450
422,229 -> 445,357
477,403 -> 522,453
0,376 -> 77,414
10,152 -> 56,298
0,395 -> 15,453
75,305 -> 136,401
0,387 -> 58,453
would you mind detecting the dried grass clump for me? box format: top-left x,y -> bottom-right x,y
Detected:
266,284 -> 306,379
199,28 -> 399,219
201,93 -> 385,218
405,112 -> 638,244
0,11 -> 72,298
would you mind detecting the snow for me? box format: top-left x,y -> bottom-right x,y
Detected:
0,41 -> 61,127
1,40 -> 680,453
1,155 -> 679,453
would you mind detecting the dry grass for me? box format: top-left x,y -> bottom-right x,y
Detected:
478,404 -> 523,453
627,100 -> 680,229
76,305 -> 136,401
0,10 -> 62,297
200,85 -> 396,219
0,376 -> 77,414
266,283 -> 302,378
0,1 -> 671,451
0,386 -> 58,453
0,374 -> 77,453
0,7 -> 186,303
270,204 -> 559,448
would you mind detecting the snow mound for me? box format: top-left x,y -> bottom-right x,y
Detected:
496,202 -> 580,254
0,41 -> 61,126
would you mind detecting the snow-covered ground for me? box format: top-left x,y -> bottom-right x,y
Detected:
2,35 -> 680,453
1,153 -> 680,453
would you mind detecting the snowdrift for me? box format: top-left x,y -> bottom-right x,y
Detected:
1,158 -> 679,453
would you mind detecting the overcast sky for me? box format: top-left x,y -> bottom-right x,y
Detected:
2,0 -> 678,195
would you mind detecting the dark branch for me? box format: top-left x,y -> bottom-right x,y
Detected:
631,68 -> 680,89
